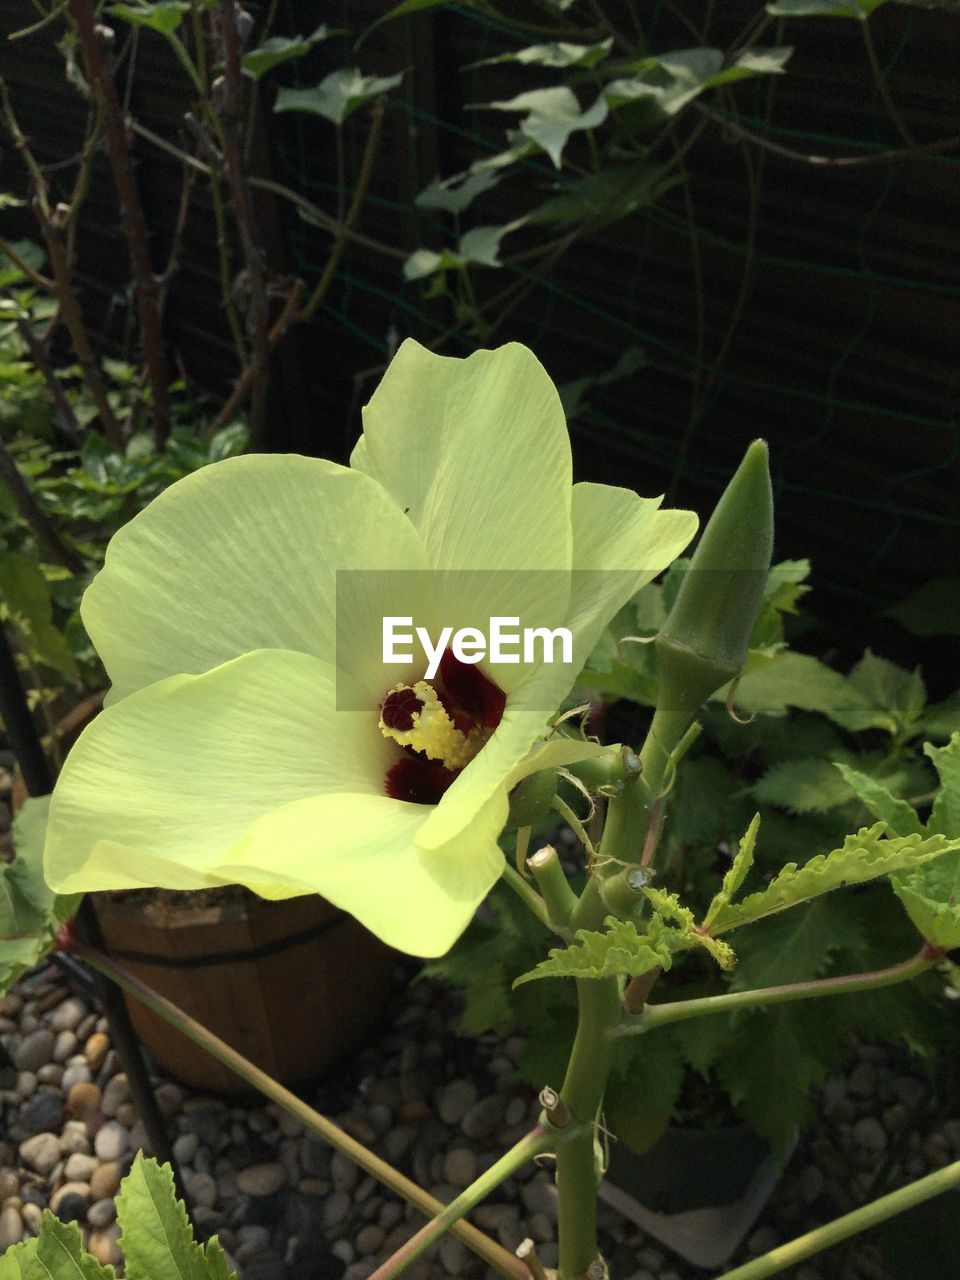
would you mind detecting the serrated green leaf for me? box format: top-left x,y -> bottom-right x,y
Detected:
848,650 -> 926,728
117,1155 -> 234,1280
731,893 -> 861,990
643,885 -> 736,969
754,757 -> 856,814
891,852 -> 960,949
2,797 -> 81,997
708,825 -> 960,935
606,1030 -> 685,1154
924,734 -> 960,838
833,762 -> 923,836
274,68 -> 404,125
242,26 -> 330,80
108,2 -> 188,34
7,1215 -> 114,1280
473,38 -> 613,69
515,915 -> 674,985
920,692 -> 960,740
703,813 -> 760,930
728,652 -> 875,722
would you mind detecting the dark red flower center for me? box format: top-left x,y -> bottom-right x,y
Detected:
382,650 -> 506,806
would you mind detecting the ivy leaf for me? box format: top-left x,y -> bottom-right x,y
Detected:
707,824 -> 960,935
886,577 -> 960,638
0,1214 -> 114,1279
703,813 -> 760,930
766,0 -> 887,15
108,2 -> 188,34
274,69 -> 404,125
754,757 -> 857,815
833,762 -> 923,837
480,87 -> 608,167
472,38 -> 614,69
117,1155 -> 234,1280
605,46 -> 791,117
242,26 -> 331,80
404,218 -> 527,280
2,798 -> 81,998
514,916 -> 675,985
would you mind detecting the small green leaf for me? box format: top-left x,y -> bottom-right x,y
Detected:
514,916 -> 675,985
708,825 -> 960,935
108,2 -> 188,34
924,733 -> 960,839
847,650 -> 926,729
703,813 -> 760,930
117,1155 -> 234,1280
416,168 -> 502,215
642,885 -> 736,969
242,26 -> 330,80
473,38 -> 614,70
274,68 -> 404,125
2,797 -> 81,997
833,762 -> 923,837
891,852 -> 960,949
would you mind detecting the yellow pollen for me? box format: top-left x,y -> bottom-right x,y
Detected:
378,681 -> 481,771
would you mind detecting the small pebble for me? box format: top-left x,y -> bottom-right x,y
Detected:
235,1163 -> 286,1197
94,1121 -> 129,1162
89,1163 -> 122,1201
84,1032 -> 110,1073
20,1132 -> 61,1176
15,1030 -> 55,1074
437,1080 -> 477,1126
87,1199 -> 117,1229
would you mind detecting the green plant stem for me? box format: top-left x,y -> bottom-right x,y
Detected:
69,940 -> 529,1280
619,945 -> 939,1036
501,861 -> 552,931
861,16 -> 915,148
527,845 -> 578,933
301,98 -> 385,322
370,1126 -> 551,1280
716,1158 -> 960,1280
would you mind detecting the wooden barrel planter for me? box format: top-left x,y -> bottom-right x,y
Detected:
91,891 -> 393,1095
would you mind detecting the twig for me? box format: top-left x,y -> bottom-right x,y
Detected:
301,98 -> 386,322
370,1127 -> 550,1279
69,941 -> 529,1280
67,0 -> 171,445
692,101 -> 959,167
215,0 -> 272,444
0,436 -> 85,574
10,302 -> 83,441
0,78 -> 123,447
212,278 -> 304,428
7,0 -> 68,41
0,235 -> 53,291
128,119 -> 408,260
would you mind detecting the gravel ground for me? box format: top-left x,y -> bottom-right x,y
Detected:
2,958 -> 959,1280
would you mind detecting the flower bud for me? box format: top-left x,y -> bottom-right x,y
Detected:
655,439 -> 773,731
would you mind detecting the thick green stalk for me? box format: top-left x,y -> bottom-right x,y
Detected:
371,1127 -> 551,1280
70,941 -> 529,1280
717,1158 -> 960,1280
619,946 -> 938,1035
